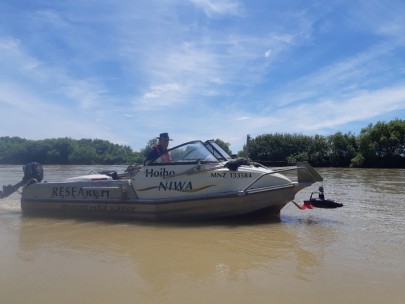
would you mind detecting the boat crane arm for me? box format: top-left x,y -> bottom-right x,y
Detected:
296,161 -> 323,183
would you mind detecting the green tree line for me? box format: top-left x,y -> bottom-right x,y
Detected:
242,119 -> 404,168
0,137 -> 144,165
0,119 -> 404,167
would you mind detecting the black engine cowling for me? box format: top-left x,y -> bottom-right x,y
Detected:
23,162 -> 43,183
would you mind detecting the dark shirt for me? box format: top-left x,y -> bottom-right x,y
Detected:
145,144 -> 166,164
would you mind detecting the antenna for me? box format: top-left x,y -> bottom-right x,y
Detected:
246,134 -> 251,159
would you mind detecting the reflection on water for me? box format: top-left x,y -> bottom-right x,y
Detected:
16,215 -> 324,281
2,215 -> 326,304
1,166 -> 405,304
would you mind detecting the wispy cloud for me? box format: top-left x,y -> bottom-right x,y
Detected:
283,86 -> 405,132
0,35 -> 111,110
136,83 -> 189,108
269,37 -> 405,109
190,0 -> 244,17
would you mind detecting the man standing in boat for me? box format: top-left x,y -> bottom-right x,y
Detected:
145,133 -> 173,164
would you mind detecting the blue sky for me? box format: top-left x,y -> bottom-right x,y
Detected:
1,0 -> 404,153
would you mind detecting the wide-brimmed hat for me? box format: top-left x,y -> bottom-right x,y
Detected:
156,132 -> 173,141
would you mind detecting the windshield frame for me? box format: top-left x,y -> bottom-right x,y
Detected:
148,140 -> 222,165
204,140 -> 232,161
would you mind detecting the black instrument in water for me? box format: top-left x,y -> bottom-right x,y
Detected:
293,186 -> 343,210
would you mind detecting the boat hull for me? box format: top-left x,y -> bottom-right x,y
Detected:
21,183 -> 297,221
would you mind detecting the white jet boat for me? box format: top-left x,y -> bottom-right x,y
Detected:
1,139 -> 324,220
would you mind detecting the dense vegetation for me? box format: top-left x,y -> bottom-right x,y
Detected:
0,137 -> 144,165
242,119 -> 404,168
0,119 -> 403,167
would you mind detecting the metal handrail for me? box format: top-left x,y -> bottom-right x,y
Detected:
241,166 -> 299,193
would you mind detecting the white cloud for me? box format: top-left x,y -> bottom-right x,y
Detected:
190,0 -> 244,17
0,82 -> 119,142
250,85 -> 405,135
137,83 -> 188,108
0,34 -> 113,110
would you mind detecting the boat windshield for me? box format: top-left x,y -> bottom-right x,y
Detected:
204,140 -> 232,161
150,141 -> 220,164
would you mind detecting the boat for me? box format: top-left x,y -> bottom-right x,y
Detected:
1,139 -> 328,221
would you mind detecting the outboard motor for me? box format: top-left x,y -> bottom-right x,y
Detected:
23,162 -> 44,183
0,162 -> 43,199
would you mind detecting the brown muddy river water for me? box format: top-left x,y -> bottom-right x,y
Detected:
0,165 -> 404,304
